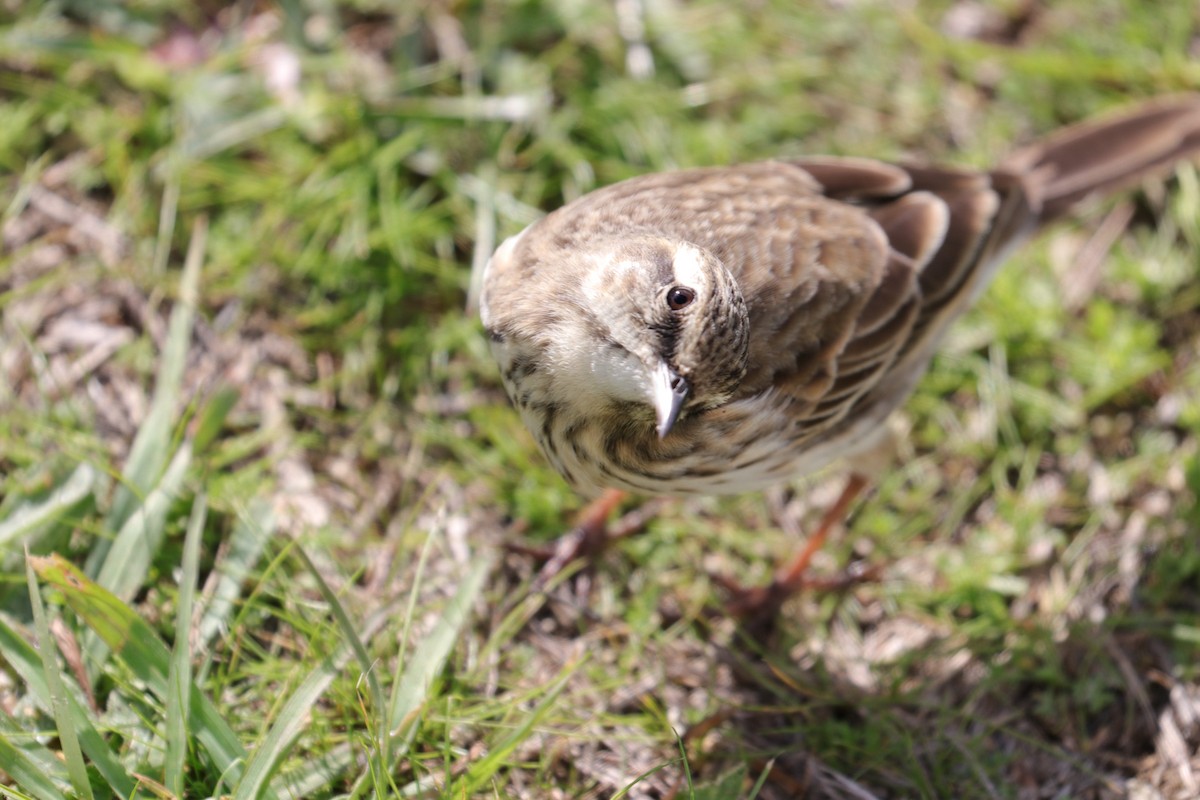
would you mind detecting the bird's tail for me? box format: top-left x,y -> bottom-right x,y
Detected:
1000,95 -> 1200,223
890,95 -> 1200,381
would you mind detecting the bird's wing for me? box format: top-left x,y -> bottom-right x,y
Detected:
729,158 -> 1016,434
495,96 -> 1200,442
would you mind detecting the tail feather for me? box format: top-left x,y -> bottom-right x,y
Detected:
889,95 -> 1200,380
1001,95 -> 1200,222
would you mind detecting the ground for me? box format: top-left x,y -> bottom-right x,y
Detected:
2,1 -> 1200,798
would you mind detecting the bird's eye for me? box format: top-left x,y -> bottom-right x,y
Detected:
666,286 -> 695,311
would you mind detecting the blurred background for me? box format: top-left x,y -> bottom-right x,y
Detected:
3,1 -> 1200,798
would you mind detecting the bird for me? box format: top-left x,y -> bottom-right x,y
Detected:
479,95 -> 1200,618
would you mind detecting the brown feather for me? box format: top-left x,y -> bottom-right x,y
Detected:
481,95 -> 1200,497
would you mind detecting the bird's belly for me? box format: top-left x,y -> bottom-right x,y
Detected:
545,395 -> 891,498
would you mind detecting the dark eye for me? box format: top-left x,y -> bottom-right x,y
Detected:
666,286 -> 695,311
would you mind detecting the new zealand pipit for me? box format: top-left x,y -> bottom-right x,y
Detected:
480,96 -> 1200,617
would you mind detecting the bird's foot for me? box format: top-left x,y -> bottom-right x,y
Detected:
710,561 -> 882,623
709,571 -> 798,620
709,473 -> 875,630
503,490 -> 664,591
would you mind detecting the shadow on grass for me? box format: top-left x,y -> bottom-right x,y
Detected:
493,480 -> 1200,798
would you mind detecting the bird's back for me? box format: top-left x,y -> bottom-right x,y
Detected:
483,96 -> 1200,496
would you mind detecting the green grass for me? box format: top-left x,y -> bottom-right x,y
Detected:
3,0 -> 1200,797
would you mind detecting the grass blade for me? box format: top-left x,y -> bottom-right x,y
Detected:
165,492 -> 207,797
387,555 -> 493,753
0,708 -> 69,799
261,559 -> 393,798
0,463 -> 96,548
25,552 -> 93,800
346,552 -> 494,799
450,662 -> 577,797
85,441 -> 192,671
29,553 -> 257,794
0,616 -> 135,797
244,594 -> 392,800
292,544 -> 386,733
290,544 -> 398,797
89,215 -> 205,570
94,442 -> 192,603
272,742 -> 356,799
233,653 -> 341,800
198,499 -> 274,649
192,385 -> 240,454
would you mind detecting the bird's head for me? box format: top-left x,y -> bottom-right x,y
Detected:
555,233 -> 750,437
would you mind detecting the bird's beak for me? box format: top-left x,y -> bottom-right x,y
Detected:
651,361 -> 689,439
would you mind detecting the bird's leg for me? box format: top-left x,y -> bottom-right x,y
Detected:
506,489 -> 671,591
534,488 -> 627,585
773,473 -> 867,588
500,488 -> 647,586
713,473 -> 871,620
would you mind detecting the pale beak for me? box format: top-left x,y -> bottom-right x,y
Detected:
651,361 -> 689,439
